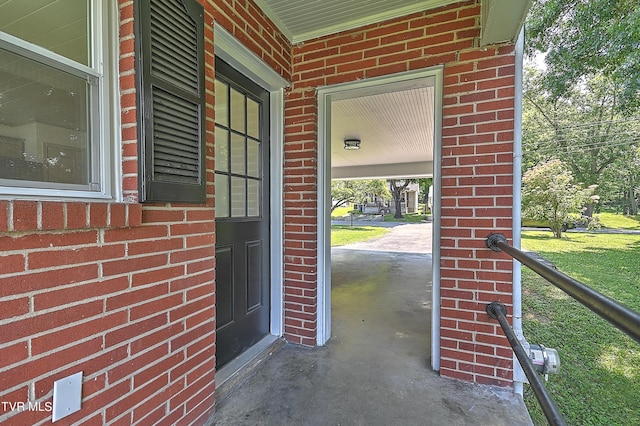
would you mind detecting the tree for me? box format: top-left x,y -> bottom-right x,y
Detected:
388,179 -> 415,219
599,145 -> 640,215
522,160 -> 596,238
526,0 -> 640,113
524,1 -> 640,214
522,68 -> 640,213
331,181 -> 356,212
417,178 -> 433,212
330,179 -> 389,212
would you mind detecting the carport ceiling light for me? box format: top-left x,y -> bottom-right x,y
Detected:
344,138 -> 361,150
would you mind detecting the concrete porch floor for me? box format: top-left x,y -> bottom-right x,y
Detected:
210,239 -> 532,425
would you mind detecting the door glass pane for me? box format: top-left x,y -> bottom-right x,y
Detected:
247,179 -> 259,217
214,80 -> 228,126
230,134 -> 245,175
0,48 -> 90,185
215,127 -> 229,172
0,0 -> 89,65
247,140 -> 260,178
215,173 -> 229,218
231,177 -> 245,217
230,87 -> 244,132
247,98 -> 259,139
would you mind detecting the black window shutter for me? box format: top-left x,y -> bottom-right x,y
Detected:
135,0 -> 206,203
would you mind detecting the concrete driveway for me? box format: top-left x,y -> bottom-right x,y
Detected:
333,221 -> 432,254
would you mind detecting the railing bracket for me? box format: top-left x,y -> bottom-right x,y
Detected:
486,301 -> 507,319
486,233 -> 507,252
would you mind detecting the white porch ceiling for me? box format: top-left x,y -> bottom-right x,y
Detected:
253,0 -> 457,44
254,0 -> 531,45
331,86 -> 435,180
253,0 -> 531,180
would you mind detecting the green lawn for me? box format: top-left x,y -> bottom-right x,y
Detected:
383,212 -> 427,222
331,206 -> 353,218
331,206 -> 427,223
598,212 -> 640,230
521,231 -> 640,425
331,225 -> 390,246
522,212 -> 640,232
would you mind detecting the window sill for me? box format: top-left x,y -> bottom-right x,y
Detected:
0,200 -> 142,233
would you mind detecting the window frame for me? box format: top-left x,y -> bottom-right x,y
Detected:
0,0 -> 116,200
214,69 -> 266,219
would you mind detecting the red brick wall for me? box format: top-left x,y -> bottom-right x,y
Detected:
210,0 -> 292,81
0,0 -> 292,423
439,41 -> 516,386
287,0 -> 516,385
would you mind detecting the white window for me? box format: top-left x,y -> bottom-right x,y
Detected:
0,0 -> 115,199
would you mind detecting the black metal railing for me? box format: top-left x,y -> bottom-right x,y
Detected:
486,233 -> 640,344
485,233 -> 640,426
486,302 -> 567,426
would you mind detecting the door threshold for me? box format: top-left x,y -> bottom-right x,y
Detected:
215,335 -> 284,404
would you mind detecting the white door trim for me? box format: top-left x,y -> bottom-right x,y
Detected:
316,67 -> 443,373
214,24 -> 289,338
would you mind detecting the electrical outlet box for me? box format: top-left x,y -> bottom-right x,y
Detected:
52,372 -> 83,422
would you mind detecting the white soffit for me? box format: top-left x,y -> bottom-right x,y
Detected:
480,0 -> 532,46
331,86 -> 435,179
254,0 -> 457,43
255,0 -> 530,46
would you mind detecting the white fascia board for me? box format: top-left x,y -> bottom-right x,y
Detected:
480,0 -> 532,46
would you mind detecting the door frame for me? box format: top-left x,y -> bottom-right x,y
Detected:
317,66 -> 444,371
214,24 -> 288,338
